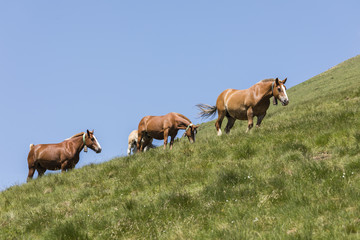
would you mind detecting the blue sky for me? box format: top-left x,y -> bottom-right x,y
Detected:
0,1 -> 359,190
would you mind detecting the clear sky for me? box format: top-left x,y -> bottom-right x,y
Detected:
0,1 -> 359,190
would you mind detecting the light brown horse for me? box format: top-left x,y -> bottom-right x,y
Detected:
137,112 -> 199,151
197,78 -> 289,135
27,130 -> 102,181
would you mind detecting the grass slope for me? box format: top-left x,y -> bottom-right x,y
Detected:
1,55 -> 360,239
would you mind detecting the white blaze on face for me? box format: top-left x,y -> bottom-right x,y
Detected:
217,129 -> 222,136
280,85 -> 289,103
93,135 -> 102,151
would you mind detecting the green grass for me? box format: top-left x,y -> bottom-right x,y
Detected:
1,55 -> 360,239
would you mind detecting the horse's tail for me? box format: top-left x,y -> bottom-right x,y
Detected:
196,104 -> 217,119
27,144 -> 36,182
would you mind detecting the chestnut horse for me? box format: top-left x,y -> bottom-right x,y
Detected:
127,129 -> 155,155
197,78 -> 289,135
137,112 -> 198,151
27,130 -> 102,181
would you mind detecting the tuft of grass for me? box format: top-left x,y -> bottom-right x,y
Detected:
45,220 -> 89,240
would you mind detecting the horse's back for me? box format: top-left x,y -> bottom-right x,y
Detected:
147,114 -> 172,126
216,88 -> 251,119
138,115 -> 161,137
138,116 -> 151,130
32,143 -> 65,161
217,89 -> 245,108
139,112 -> 188,133
139,113 -> 175,140
147,116 -> 167,132
128,130 -> 138,144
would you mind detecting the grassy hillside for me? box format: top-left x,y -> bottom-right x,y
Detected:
1,55 -> 360,239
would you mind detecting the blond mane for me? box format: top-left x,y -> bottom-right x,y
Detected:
259,78 -> 275,83
175,113 -> 192,123
65,132 -> 84,140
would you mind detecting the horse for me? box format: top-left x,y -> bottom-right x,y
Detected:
27,130 -> 102,182
197,78 -> 289,135
137,112 -> 199,151
127,129 -> 155,155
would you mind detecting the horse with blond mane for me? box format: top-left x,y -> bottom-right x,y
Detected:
27,130 -> 102,181
197,78 -> 289,135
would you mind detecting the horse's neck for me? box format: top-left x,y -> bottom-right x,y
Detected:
175,116 -> 191,129
255,82 -> 273,104
176,113 -> 191,123
67,136 -> 85,156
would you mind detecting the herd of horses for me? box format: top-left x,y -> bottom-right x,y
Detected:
27,78 -> 289,181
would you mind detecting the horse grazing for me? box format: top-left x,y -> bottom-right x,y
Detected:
137,112 -> 198,151
127,129 -> 155,155
27,130 -> 102,182
197,78 -> 289,135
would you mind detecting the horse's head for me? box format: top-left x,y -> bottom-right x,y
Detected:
84,130 -> 102,153
183,124 -> 199,143
272,78 -> 289,106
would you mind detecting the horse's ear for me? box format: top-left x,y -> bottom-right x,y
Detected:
275,78 -> 280,86
193,125 -> 199,133
282,78 -> 287,84
87,129 -> 91,137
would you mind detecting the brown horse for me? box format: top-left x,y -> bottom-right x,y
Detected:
137,112 -> 198,151
197,78 -> 289,135
27,130 -> 102,181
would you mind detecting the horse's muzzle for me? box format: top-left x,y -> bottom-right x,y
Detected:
96,148 -> 102,153
281,99 -> 289,106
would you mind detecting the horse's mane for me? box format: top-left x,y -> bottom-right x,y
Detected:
175,113 -> 192,123
259,78 -> 275,83
65,132 -> 84,140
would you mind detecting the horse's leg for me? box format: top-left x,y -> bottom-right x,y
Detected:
144,138 -> 154,151
169,135 -> 176,150
246,107 -> 254,133
137,132 -> 144,152
133,142 -> 138,154
37,166 -> 46,177
27,149 -> 36,182
225,116 -> 236,134
256,113 -> 266,128
144,141 -> 150,151
127,143 -> 131,156
163,129 -> 169,149
142,138 -> 151,152
142,135 -> 149,152
61,161 -> 68,172
27,167 -> 35,182
215,110 -> 226,136
67,165 -> 75,171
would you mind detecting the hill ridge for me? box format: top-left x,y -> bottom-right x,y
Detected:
1,55 -> 360,239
